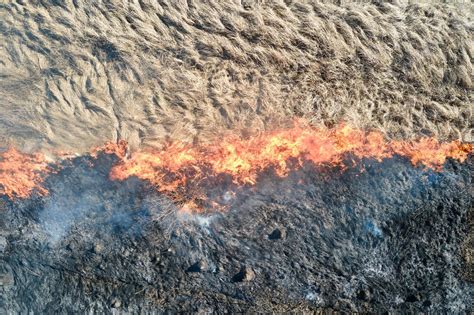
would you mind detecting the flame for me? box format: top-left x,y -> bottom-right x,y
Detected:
0,148 -> 50,199
0,123 -> 472,208
91,140 -> 128,159
0,140 -> 128,199
109,123 -> 472,212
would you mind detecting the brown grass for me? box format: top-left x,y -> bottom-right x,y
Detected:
0,1 -> 472,153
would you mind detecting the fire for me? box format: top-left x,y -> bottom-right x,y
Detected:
0,123 -> 472,210
91,140 -> 128,159
109,123 -> 473,212
0,148 -> 50,199
391,138 -> 473,169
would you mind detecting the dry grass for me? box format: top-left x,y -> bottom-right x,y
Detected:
0,0 -> 472,153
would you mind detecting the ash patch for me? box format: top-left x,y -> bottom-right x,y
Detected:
0,155 -> 472,313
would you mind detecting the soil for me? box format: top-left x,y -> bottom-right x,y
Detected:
0,153 -> 472,313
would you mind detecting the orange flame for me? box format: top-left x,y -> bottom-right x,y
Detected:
109,124 -> 472,212
0,123 -> 472,208
91,140 -> 128,159
0,148 -> 50,199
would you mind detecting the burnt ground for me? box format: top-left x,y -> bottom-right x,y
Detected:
0,154 -> 472,313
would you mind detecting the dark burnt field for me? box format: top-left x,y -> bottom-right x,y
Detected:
1,153 -> 472,313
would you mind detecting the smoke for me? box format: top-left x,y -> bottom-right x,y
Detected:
30,143 -> 469,249
40,193 -> 96,244
36,152 -> 218,245
3,147 -> 471,312
36,154 -> 142,245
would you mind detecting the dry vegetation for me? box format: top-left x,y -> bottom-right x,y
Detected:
0,0 -> 472,154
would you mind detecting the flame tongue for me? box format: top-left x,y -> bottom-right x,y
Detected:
0,124 -> 472,208
391,138 -> 472,169
109,124 -> 472,212
0,148 -> 50,199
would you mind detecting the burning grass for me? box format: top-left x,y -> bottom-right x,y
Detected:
0,148 -> 50,199
0,123 -> 472,212
109,123 -> 472,212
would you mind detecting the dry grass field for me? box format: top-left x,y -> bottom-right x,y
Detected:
0,0 -> 472,154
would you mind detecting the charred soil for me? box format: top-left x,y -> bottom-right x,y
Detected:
0,154 -> 472,313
